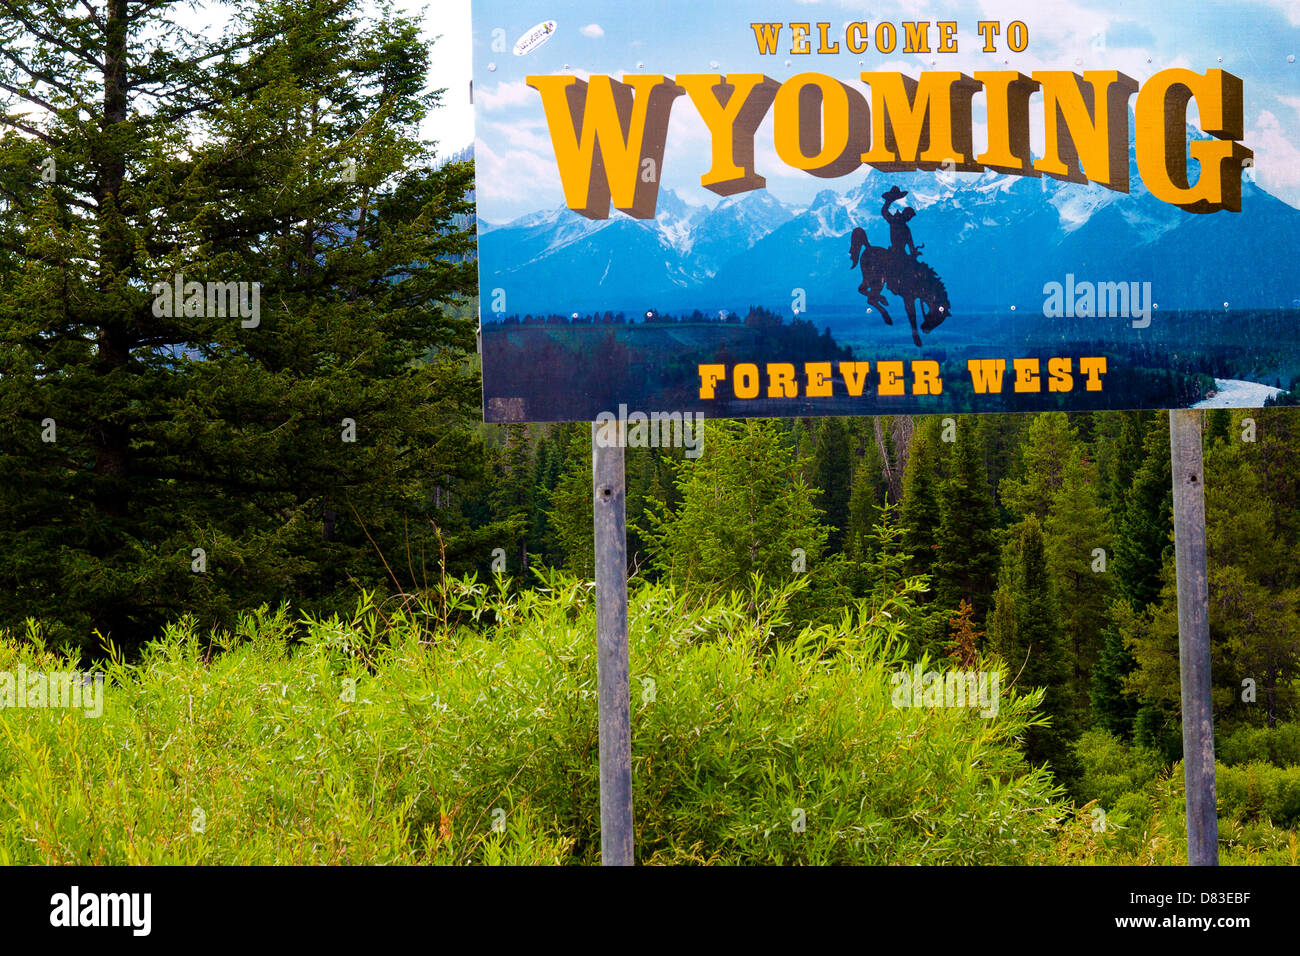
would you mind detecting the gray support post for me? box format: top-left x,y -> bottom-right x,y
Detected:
591,418 -> 633,865
1169,408 -> 1218,866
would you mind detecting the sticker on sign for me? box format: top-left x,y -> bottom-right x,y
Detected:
513,20 -> 557,56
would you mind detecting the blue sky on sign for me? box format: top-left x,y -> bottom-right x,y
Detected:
462,0 -> 1300,221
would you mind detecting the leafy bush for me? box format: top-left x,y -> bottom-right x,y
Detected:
1217,762 -> 1300,828
1216,722 -> 1300,768
1060,729 -> 1300,864
0,574 -> 1065,864
1073,729 -> 1165,808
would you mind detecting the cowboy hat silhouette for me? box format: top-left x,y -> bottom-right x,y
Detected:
882,185 -> 908,203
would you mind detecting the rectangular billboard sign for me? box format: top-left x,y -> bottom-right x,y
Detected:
470,1 -> 1300,422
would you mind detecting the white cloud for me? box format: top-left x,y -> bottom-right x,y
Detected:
486,118 -> 553,155
1280,95 -> 1300,123
1249,109 -> 1300,196
473,137 -> 562,209
1257,0 -> 1300,27
477,81 -> 536,112
580,23 -> 605,38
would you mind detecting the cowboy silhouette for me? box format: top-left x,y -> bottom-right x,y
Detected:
849,183 -> 951,346
881,185 -> 923,258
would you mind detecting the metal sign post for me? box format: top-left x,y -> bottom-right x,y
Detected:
591,419 -> 633,865
1169,408 -> 1218,866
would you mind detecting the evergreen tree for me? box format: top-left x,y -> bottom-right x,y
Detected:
528,429 -> 564,567
626,443 -> 677,576
811,417 -> 853,553
0,0 -> 480,650
1125,434 -> 1300,734
978,413 -> 1028,512
646,420 -> 829,594
1113,414 -> 1173,609
933,417 -> 999,622
990,516 -> 1075,776
1090,604 -> 1142,738
1206,408 -> 1231,446
1104,411 -> 1152,514
490,424 -> 533,575
999,412 -> 1078,520
899,417 -> 943,579
1202,439 -> 1300,727
1253,407 -> 1300,545
547,427 -> 594,578
1045,454 -> 1113,714
846,437 -> 886,565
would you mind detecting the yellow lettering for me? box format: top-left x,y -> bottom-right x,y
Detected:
878,361 -> 905,395
775,73 -> 868,177
677,74 -> 778,195
847,22 -> 870,55
698,364 -> 726,399
875,22 -> 896,54
1032,71 -> 1137,191
790,23 -> 811,55
1079,356 -> 1108,391
1047,357 -> 1073,392
967,359 -> 1007,394
912,360 -> 943,395
1013,358 -> 1042,392
861,71 -> 979,169
937,22 -> 958,53
1134,69 -> 1250,213
816,23 -> 840,54
805,362 -> 833,397
526,74 -> 683,219
975,72 -> 1038,174
902,22 -> 931,54
840,361 -> 871,396
751,23 -> 782,55
976,21 -> 999,52
767,363 -> 798,397
1008,21 -> 1028,52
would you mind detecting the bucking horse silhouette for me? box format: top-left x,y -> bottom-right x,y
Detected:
849,186 -> 952,347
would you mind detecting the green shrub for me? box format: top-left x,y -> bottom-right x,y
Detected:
1073,729 -> 1165,808
1216,762 -> 1300,828
0,575 -> 1066,864
1216,722 -> 1300,768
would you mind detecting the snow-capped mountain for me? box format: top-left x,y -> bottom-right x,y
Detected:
478,132 -> 1300,315
687,190 -> 796,270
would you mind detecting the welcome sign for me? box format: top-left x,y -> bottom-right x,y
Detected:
470,1 -> 1300,422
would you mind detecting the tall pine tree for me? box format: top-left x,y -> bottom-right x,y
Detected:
1114,413 -> 1173,609
1045,454 -> 1113,715
0,0 -> 479,650
899,417 -> 943,579
933,417 -> 998,622
810,417 -> 853,554
990,516 -> 1076,777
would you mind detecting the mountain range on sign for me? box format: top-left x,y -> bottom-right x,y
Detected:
478,133 -> 1300,317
